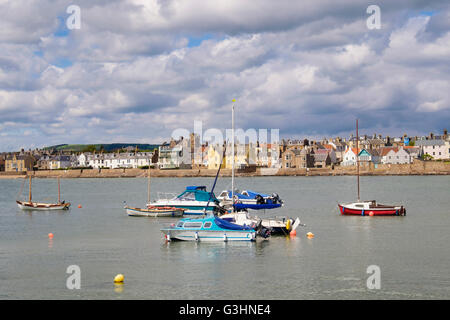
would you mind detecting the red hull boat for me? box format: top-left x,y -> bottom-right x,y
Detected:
338,119 -> 406,217
338,201 -> 406,216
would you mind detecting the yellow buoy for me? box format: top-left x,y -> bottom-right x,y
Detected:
285,219 -> 291,231
306,232 -> 314,238
114,274 -> 124,283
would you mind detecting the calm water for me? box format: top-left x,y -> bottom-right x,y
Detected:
1,176 -> 449,300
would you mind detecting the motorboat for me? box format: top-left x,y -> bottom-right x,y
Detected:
161,214 -> 271,242
149,186 -> 225,215
219,211 -> 302,235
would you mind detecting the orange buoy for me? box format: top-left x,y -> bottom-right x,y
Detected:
78,204 -> 82,208
289,230 -> 297,237
369,211 -> 374,217
48,233 -> 54,239
306,232 -> 314,238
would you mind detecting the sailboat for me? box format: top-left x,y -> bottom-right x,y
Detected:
16,176 -> 71,210
218,100 -> 302,234
124,167 -> 185,217
338,119 -> 406,216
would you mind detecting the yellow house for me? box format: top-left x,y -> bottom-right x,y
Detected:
207,145 -> 226,170
224,144 -> 250,169
5,154 -> 35,172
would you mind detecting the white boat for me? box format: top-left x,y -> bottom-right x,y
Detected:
148,186 -> 224,215
219,211 -> 302,235
125,205 -> 185,217
16,176 -> 70,211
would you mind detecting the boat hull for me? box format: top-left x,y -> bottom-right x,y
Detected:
17,201 -> 71,211
338,204 -> 406,216
125,206 -> 184,217
148,200 -> 218,215
160,215 -> 256,242
161,228 -> 255,242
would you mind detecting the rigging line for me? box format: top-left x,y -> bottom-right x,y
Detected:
16,177 -> 26,201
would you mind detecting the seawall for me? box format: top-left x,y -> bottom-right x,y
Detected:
0,160 -> 449,178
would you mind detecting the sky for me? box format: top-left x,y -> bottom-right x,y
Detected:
0,0 -> 449,151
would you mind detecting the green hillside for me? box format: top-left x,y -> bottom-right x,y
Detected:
44,143 -> 160,152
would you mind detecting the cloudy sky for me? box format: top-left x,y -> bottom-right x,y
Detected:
0,0 -> 449,151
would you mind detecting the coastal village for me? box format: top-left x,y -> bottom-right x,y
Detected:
1,130 -> 449,175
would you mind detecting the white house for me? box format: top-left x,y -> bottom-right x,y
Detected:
415,140 -> 449,160
380,147 -> 412,164
341,148 -> 358,166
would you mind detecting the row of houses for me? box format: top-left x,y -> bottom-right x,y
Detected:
1,130 -> 449,172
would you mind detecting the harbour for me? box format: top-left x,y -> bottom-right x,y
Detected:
1,176 -> 449,299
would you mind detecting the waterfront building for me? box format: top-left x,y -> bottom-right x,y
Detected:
281,147 -> 314,169
5,154 -> 35,172
49,155 -> 72,170
415,139 -> 449,160
380,147 -> 413,164
341,148 -> 358,166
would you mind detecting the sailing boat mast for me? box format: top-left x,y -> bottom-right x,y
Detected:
147,166 -> 151,203
231,99 -> 235,212
58,176 -> 61,204
28,175 -> 32,203
356,118 -> 360,201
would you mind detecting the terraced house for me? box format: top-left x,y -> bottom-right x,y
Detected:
5,154 -> 35,172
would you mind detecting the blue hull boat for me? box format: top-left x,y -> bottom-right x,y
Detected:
160,215 -> 258,242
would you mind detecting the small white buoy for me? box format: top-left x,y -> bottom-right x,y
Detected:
166,233 -> 171,242
223,233 -> 227,242
194,232 -> 199,242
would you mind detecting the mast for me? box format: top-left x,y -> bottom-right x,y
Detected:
356,118 -> 360,201
58,176 -> 61,204
231,99 -> 235,212
147,166 -> 151,203
28,175 -> 32,203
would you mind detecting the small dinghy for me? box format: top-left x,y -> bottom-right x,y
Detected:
125,205 -> 185,217
124,167 -> 187,218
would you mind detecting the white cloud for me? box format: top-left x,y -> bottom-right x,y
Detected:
0,1 -> 450,151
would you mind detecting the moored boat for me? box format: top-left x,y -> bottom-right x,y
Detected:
339,201 -> 406,216
17,200 -> 70,211
338,119 -> 406,217
149,186 -> 225,215
160,215 -> 259,242
219,211 -> 302,235
125,205 -> 185,217
16,176 -> 70,211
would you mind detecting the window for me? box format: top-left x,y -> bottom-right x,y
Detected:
178,192 -> 196,201
184,222 -> 203,228
176,221 -> 184,228
203,222 -> 212,228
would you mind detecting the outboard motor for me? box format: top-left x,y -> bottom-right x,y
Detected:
271,193 -> 282,205
255,194 -> 265,204
254,219 -> 271,239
